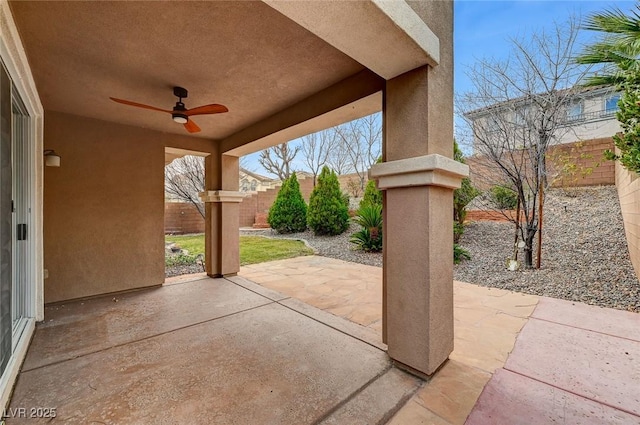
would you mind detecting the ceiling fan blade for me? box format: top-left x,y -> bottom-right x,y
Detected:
109,97 -> 172,114
184,119 -> 201,133
185,104 -> 229,116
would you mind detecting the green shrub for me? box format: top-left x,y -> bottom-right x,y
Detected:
454,222 -> 465,244
267,173 -> 308,233
489,185 -> 518,210
307,166 -> 350,235
165,253 -> 199,267
454,244 -> 471,264
350,204 -> 383,252
359,180 -> 382,210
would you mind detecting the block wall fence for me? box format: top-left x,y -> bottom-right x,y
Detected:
466,138 -> 615,191
165,173 -> 366,234
165,138 -> 616,235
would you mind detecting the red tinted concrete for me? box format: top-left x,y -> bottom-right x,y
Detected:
468,296 -> 640,424
532,296 -> 640,341
505,318 -> 640,416
466,369 -> 640,425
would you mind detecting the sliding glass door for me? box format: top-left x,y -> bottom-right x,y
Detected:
0,62 -> 12,374
0,61 -> 31,376
11,88 -> 29,345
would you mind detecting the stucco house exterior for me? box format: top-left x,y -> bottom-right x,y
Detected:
0,0 -> 465,408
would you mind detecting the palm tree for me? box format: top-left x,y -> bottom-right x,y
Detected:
575,5 -> 640,86
576,4 -> 640,173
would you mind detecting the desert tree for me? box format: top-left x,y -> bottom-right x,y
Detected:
327,134 -> 354,176
334,113 -> 382,189
165,155 -> 205,218
301,128 -> 336,186
258,142 -> 300,180
458,17 -> 590,268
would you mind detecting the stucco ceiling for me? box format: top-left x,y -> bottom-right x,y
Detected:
9,1 -> 365,140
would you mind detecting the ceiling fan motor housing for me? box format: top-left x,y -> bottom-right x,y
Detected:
173,86 -> 188,99
172,87 -> 189,123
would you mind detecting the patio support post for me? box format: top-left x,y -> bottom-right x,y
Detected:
201,153 -> 243,277
371,0 -> 467,378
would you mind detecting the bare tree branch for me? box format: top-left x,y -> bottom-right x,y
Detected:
301,129 -> 336,186
258,143 -> 300,180
334,113 -> 382,188
165,155 -> 205,218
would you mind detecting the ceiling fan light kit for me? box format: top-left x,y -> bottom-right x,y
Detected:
109,86 -> 228,133
172,113 -> 188,124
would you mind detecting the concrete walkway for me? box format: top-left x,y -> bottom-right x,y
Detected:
240,255 -> 640,424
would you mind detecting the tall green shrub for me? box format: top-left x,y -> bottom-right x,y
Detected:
267,173 -> 307,233
307,166 -> 349,235
359,180 -> 382,210
453,141 -> 480,226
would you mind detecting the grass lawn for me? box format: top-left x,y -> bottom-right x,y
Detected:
166,234 -> 314,266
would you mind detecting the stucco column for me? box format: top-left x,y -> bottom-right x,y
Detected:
371,0 -> 464,377
201,154 -> 243,277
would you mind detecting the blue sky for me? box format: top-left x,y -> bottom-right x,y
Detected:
455,0 -> 636,95
246,0 -> 637,175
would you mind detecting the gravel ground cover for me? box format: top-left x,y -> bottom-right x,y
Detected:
239,186 -> 639,312
456,186 -> 640,312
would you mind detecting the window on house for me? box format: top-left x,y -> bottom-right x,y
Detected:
514,108 -> 527,126
605,94 -> 620,114
567,101 -> 583,122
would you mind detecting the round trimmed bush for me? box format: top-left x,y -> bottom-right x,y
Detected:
307,166 -> 349,235
267,173 -> 307,233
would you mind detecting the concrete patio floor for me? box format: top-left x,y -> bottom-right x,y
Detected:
6,255 -> 640,424
240,256 -> 640,424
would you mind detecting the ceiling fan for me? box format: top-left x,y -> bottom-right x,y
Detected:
110,86 -> 228,133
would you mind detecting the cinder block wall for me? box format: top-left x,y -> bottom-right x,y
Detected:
164,171 -> 372,231
615,159 -> 640,279
467,138 -> 615,190
164,203 -> 205,234
237,174 -> 315,228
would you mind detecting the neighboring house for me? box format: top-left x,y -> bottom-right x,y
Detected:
553,85 -> 621,145
465,85 -> 621,152
464,85 -> 620,188
239,167 -> 278,192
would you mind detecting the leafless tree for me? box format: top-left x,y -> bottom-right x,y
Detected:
335,113 -> 382,188
327,135 -> 354,176
301,129 -> 336,186
258,142 -> 300,180
458,17 -> 589,268
165,155 -> 205,218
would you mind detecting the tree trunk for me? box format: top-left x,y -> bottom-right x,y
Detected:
524,224 -> 537,268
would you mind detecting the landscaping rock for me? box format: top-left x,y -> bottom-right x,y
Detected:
455,186 -> 640,312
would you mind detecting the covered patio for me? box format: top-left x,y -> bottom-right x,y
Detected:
0,0 -> 466,408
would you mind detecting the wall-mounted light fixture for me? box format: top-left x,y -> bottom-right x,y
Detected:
44,150 -> 61,167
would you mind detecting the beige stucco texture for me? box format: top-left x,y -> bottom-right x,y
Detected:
43,111 -> 213,303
